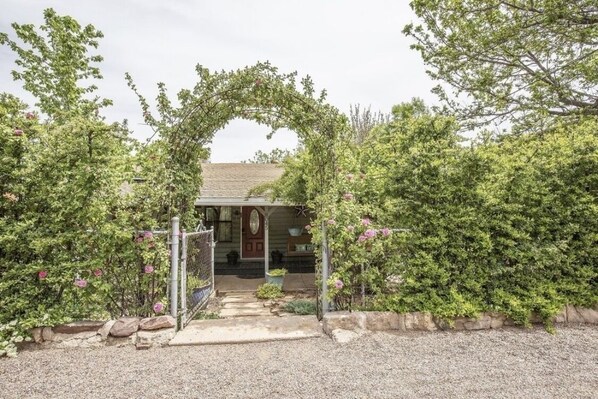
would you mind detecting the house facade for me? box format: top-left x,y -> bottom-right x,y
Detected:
195,163 -> 314,276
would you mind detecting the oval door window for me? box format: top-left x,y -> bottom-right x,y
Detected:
249,209 -> 260,234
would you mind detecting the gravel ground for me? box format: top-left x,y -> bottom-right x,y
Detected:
1,325 -> 597,399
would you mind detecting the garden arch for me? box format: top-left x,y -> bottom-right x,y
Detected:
128,62 -> 352,314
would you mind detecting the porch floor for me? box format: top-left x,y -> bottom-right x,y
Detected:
215,273 -> 316,292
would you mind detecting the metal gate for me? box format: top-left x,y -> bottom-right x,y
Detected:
180,229 -> 214,328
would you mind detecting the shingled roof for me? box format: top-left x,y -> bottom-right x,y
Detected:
196,163 -> 285,206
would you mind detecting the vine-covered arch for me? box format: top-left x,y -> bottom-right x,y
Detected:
127,62 -> 353,313
127,61 -> 351,222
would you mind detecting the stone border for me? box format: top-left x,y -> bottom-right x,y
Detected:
323,305 -> 598,343
27,315 -> 176,350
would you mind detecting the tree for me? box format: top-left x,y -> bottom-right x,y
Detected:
0,8 -> 110,119
404,0 -> 598,132
349,104 -> 390,144
243,148 -> 294,163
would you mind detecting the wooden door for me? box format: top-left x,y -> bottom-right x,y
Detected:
242,207 -> 264,258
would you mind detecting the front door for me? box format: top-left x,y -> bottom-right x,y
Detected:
242,207 -> 264,258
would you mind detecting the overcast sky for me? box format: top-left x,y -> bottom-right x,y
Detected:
0,0 -> 436,162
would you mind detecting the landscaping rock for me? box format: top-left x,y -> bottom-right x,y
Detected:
52,320 -> 105,334
109,317 -> 140,337
330,329 -> 364,344
463,315 -> 492,330
365,312 -> 404,331
41,327 -> 54,342
404,312 -> 437,331
553,309 -> 567,323
488,312 -> 507,329
567,305 -> 598,324
136,328 -> 175,348
30,327 -> 43,343
98,320 -> 116,340
138,315 -> 175,331
322,311 -> 366,334
53,331 -> 98,342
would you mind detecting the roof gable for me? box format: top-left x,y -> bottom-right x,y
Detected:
199,163 -> 284,200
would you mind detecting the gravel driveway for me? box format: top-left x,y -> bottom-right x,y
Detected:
1,325 -> 596,399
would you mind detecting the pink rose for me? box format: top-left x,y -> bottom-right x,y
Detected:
13,129 -> 23,136
343,193 -> 354,201
74,278 -> 88,288
25,112 -> 35,120
327,219 -> 336,225
364,229 -> 377,238
358,235 -> 367,242
153,302 -> 164,313
93,269 -> 103,277
346,225 -> 355,232
143,231 -> 153,239
135,236 -> 144,244
346,173 -> 354,181
144,265 -> 154,274
334,279 -> 344,289
305,224 -> 312,231
381,228 -> 391,237
38,270 -> 48,280
361,218 -> 371,226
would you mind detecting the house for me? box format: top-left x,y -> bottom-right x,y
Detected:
195,163 -> 315,276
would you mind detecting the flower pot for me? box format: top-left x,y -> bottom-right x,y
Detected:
266,273 -> 284,287
271,250 -> 283,264
226,252 -> 239,266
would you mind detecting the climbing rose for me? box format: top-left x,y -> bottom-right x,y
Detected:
38,270 -> 48,280
13,129 -> 23,136
26,112 -> 35,119
93,269 -> 103,277
305,224 -> 312,231
144,265 -> 154,274
334,279 -> 344,289
153,302 -> 164,313
143,231 -> 153,239
358,235 -> 367,242
343,193 -> 354,201
346,225 -> 355,232
346,173 -> 354,181
327,219 -> 336,225
74,278 -> 88,288
3,192 -> 17,202
361,218 -> 371,226
364,229 -> 377,238
381,228 -> 391,237
135,236 -> 144,244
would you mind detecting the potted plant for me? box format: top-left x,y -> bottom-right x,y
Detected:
266,268 -> 287,287
271,250 -> 283,265
226,250 -> 239,266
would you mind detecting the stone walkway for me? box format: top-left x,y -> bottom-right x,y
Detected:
171,291 -> 321,345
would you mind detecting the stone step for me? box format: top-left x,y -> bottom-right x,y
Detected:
219,308 -> 273,318
222,302 -> 266,310
220,296 -> 259,304
169,315 -> 323,346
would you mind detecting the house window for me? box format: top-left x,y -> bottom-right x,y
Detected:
204,206 -> 233,242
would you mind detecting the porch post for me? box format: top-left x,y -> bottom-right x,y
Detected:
264,207 -> 270,276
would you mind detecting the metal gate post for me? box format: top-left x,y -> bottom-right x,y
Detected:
210,228 -> 215,291
321,221 -> 330,315
180,229 -> 187,327
170,217 -> 180,329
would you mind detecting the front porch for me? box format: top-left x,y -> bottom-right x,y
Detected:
215,258 -> 315,276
